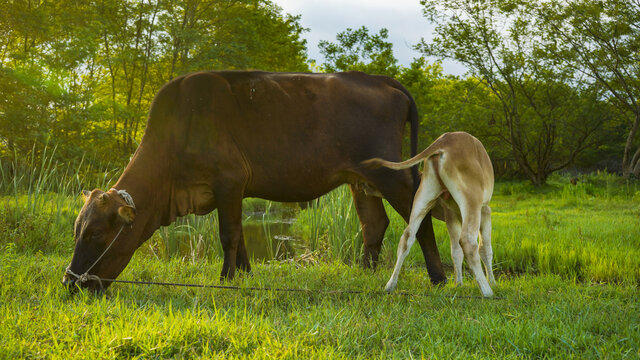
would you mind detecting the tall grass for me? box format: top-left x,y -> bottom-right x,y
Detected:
260,201 -> 276,260
293,186 -> 363,264
0,146 -> 118,253
145,213 -> 223,262
490,172 -> 640,283
0,144 -> 118,197
291,174 -> 640,284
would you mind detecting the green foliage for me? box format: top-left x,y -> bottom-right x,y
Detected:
418,0 -> 618,185
318,26 -> 400,76
536,0 -> 640,177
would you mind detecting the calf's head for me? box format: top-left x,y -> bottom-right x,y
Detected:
62,189 -> 136,292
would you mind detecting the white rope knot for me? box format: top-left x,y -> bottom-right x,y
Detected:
65,268 -> 104,289
110,188 -> 135,208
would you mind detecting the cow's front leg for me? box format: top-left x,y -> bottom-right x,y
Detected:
217,188 -> 245,280
349,184 -> 389,269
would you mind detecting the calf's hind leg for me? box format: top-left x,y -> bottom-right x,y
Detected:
443,208 -> 464,286
385,171 -> 442,292
458,203 -> 493,297
367,169 -> 447,284
479,205 -> 495,284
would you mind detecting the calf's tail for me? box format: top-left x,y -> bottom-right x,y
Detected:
362,148 -> 443,171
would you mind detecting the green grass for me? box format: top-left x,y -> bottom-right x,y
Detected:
1,247 -> 638,359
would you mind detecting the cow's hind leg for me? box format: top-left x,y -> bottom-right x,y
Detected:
385,173 -> 442,292
350,184 -> 389,269
479,205 -> 494,285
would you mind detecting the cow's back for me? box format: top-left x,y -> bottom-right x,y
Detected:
146,71 -> 413,202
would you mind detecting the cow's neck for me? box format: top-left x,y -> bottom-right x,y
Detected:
112,143 -> 169,247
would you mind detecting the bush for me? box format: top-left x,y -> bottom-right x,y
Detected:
0,205 -> 71,254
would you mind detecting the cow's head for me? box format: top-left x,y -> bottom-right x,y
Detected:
62,189 -> 136,292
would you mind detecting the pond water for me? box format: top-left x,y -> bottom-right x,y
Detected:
242,220 -> 301,260
240,202 -> 305,260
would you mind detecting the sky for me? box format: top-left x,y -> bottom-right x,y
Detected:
273,0 -> 467,76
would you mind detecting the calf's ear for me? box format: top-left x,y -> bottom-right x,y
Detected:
81,190 -> 91,202
118,205 -> 136,225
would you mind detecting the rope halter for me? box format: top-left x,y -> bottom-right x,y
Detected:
65,188 -> 135,290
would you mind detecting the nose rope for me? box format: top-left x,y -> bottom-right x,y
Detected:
65,269 -> 104,289
65,224 -> 125,289
65,188 -> 135,289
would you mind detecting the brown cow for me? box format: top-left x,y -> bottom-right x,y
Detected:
363,132 -> 495,297
62,70 -> 447,291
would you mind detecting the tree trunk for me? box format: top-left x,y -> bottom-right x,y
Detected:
622,111 -> 640,178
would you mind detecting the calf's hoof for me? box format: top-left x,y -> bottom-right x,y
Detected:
384,280 -> 397,293
479,285 -> 494,298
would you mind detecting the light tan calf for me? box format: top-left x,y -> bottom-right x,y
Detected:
363,132 -> 495,297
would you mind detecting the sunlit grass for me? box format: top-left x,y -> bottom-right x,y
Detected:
1,246 -> 638,359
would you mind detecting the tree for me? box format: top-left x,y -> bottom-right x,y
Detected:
0,0 -> 109,163
318,26 -> 400,77
158,0 -> 309,78
536,0 -> 640,178
419,0 -> 608,185
0,0 -> 310,167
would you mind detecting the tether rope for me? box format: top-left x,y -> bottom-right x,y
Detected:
68,276 -> 502,300
65,189 -> 502,300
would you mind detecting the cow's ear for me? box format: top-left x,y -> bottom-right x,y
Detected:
118,205 -> 136,225
81,190 -> 91,202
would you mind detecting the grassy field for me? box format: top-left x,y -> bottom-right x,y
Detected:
1,250 -> 638,359
1,158 -> 639,358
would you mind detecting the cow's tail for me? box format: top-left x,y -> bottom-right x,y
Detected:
390,83 -> 420,193
408,92 -> 420,193
361,78 -> 421,192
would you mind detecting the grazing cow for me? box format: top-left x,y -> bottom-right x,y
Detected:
363,132 -> 495,297
62,70 -> 448,291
